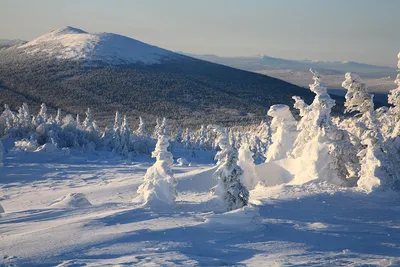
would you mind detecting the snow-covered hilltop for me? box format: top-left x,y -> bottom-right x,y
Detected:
17,26 -> 175,64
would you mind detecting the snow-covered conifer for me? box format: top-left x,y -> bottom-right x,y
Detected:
238,135 -> 258,189
136,129 -> 176,206
174,126 -> 183,144
183,128 -> 191,149
55,108 -> 62,125
208,125 -> 249,211
197,124 -> 207,150
35,103 -> 47,126
136,117 -> 149,138
266,104 -> 297,162
152,117 -> 162,139
0,138 -> 4,166
119,115 -> 131,155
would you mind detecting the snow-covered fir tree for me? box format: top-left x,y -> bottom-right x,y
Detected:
183,128 -> 191,149
136,127 -> 176,206
208,125 -> 249,211
55,108 -> 62,125
357,131 -> 399,192
0,138 -> 4,166
174,126 -> 183,144
238,135 -> 258,190
152,117 -> 162,139
136,117 -> 149,138
197,124 -> 207,150
265,104 -> 297,162
291,69 -> 359,185
118,115 -> 131,156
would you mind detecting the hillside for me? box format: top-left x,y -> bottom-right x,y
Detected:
0,27 -> 340,127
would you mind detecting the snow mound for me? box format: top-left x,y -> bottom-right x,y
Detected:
204,205 -> 264,232
49,193 -> 92,208
0,204 -> 4,213
18,26 -> 175,65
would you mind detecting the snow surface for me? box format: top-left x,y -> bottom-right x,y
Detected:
17,26 -> 175,65
1,147 -> 400,266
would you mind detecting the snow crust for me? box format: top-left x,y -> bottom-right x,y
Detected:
18,26 -> 174,64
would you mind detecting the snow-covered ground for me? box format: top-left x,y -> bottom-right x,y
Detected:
1,145 -> 399,266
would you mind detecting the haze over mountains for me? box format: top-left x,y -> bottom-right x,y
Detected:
185,53 -> 398,93
0,27 -> 329,126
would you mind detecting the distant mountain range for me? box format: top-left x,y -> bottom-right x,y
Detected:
0,27 -> 331,127
183,53 -> 398,93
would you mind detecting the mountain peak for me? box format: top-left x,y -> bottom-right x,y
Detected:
50,26 -> 87,35
16,27 -> 176,65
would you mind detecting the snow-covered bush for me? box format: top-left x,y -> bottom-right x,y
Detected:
266,104 -> 297,162
209,125 -> 249,211
136,129 -> 176,207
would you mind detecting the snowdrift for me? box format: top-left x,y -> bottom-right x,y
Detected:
49,193 -> 92,208
204,205 -> 264,232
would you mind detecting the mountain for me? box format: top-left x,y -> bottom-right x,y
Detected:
0,27 -> 341,127
185,53 -> 397,78
0,38 -> 26,49
184,53 -> 397,93
18,27 -> 176,65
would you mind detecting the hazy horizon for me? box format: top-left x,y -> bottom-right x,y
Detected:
1,0 -> 399,67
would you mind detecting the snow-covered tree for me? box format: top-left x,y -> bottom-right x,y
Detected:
82,108 -> 99,143
291,69 -> 359,185
55,108 -> 62,125
118,115 -> 131,156
208,125 -> 249,211
183,128 -> 191,149
160,117 -> 170,137
34,103 -> 48,126
174,126 -> 183,144
357,131 -> 399,192
152,117 -> 162,139
17,103 -> 32,132
197,124 -> 207,150
136,128 -> 176,206
238,135 -> 258,190
0,138 -> 4,166
266,104 -> 297,162
135,117 -> 149,138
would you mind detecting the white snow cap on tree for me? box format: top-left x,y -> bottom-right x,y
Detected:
208,125 -> 249,211
266,104 -> 297,162
136,128 -> 176,207
342,72 -> 374,114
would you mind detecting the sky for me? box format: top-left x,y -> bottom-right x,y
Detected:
1,0 -> 399,66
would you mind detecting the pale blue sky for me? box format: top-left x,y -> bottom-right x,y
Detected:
1,0 -> 399,66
